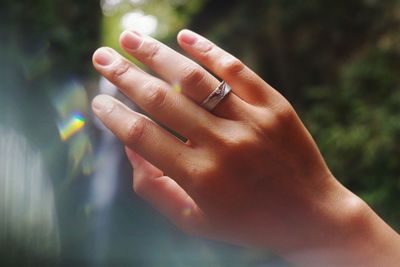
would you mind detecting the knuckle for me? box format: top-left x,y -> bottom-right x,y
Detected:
212,123 -> 257,152
199,41 -> 215,56
110,60 -> 131,82
223,132 -> 258,156
204,123 -> 260,160
182,160 -> 218,185
182,163 -> 205,180
197,41 -> 215,62
146,41 -> 161,63
126,117 -> 148,146
180,65 -> 205,89
273,101 -> 297,123
198,165 -> 217,180
220,56 -> 245,75
256,111 -> 279,133
143,83 -> 168,110
253,103 -> 297,136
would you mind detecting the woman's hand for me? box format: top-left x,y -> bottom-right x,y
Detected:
91,29 -> 400,266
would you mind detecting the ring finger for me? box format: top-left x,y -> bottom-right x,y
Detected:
119,30 -> 250,119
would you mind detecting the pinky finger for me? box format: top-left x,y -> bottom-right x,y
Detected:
92,94 -> 192,186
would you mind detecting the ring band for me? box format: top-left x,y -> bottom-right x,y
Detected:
201,81 -> 232,111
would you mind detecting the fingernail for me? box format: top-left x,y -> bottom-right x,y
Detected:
180,30 -> 197,45
121,31 -> 142,50
92,95 -> 115,115
93,48 -> 115,66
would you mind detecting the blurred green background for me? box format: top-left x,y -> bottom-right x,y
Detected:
1,0 -> 399,266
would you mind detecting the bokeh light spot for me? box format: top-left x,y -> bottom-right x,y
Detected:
121,10 -> 158,36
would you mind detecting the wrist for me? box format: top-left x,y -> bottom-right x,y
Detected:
337,192 -> 400,267
284,182 -> 400,267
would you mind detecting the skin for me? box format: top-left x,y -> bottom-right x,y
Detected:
91,29 -> 400,266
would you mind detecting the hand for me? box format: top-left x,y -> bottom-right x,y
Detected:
91,29 -> 400,266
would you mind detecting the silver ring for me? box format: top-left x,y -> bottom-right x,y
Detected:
201,81 -> 232,111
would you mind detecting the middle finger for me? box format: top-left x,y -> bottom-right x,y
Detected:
119,30 -> 248,119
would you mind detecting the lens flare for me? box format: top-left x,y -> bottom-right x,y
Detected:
57,112 -> 86,141
51,79 -> 94,177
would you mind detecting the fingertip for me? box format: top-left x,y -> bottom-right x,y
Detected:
92,47 -> 115,67
92,94 -> 115,117
119,30 -> 143,51
177,29 -> 198,46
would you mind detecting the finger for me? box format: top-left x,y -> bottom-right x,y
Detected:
119,30 -> 249,119
125,147 -> 206,234
92,94 -> 192,184
177,29 -> 280,106
92,47 -> 216,140
125,146 -> 162,177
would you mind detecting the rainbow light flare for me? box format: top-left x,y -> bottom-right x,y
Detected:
57,113 -> 86,141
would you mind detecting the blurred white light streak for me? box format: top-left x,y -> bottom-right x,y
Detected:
0,126 -> 59,256
87,77 -> 125,262
90,78 -> 127,210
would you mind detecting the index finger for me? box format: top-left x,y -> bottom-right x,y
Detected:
92,47 -> 217,141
